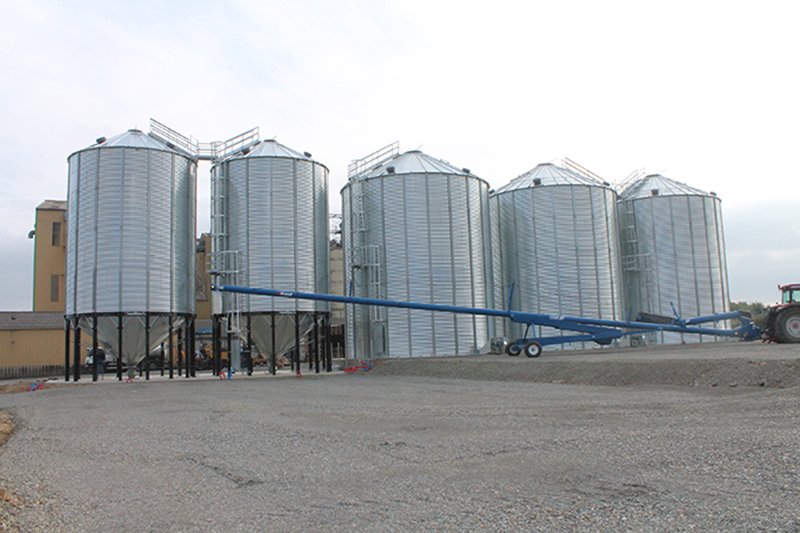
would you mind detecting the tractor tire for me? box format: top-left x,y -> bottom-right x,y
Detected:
774,308 -> 800,343
524,341 -> 542,358
506,343 -> 521,356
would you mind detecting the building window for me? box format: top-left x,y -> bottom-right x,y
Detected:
51,221 -> 61,246
50,275 -> 59,302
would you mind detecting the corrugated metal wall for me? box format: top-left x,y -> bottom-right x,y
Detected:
66,137 -> 196,316
343,166 -> 493,358
491,184 -> 623,348
219,153 -> 329,313
619,193 -> 729,344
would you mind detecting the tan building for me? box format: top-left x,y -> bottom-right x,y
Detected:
0,312 -> 73,378
329,241 -> 345,325
196,233 -> 213,320
31,200 -> 67,312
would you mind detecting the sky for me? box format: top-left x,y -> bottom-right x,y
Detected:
1,0 -> 798,310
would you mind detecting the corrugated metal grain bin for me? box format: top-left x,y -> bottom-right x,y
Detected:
65,129 -> 196,367
342,150 -> 494,358
618,174 -> 730,344
490,163 -> 623,348
211,140 -> 329,358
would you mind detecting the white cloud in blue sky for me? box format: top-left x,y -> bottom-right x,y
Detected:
1,0 -> 798,309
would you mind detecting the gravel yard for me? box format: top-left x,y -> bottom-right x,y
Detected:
1,342 -> 799,532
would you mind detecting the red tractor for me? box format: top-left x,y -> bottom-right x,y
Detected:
764,283 -> 800,343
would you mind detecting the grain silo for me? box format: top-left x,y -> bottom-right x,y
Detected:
490,162 -> 623,349
211,140 -> 329,365
342,146 -> 493,358
618,174 -> 730,344
65,129 -> 197,376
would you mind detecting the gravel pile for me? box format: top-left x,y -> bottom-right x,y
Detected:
371,341 -> 800,388
0,342 -> 798,531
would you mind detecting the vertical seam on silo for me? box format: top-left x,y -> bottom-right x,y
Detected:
552,188 -> 561,317
379,176 -> 388,355
246,158 -> 251,314
118,150 -> 125,312
465,176 -> 477,352
715,201 -> 729,311
146,150 -> 152,313
425,176 -> 436,355
169,154 -> 174,315
648,200 -> 662,343
689,196 -> 701,320
598,188 -> 608,320
702,198 -> 716,316
92,149 -> 100,314
403,177 -> 412,357
669,199 -> 681,342
447,175 -> 458,355
573,187 -> 583,324
590,187 -> 601,321
531,187 -> 540,339
293,159 -> 298,314
269,158 -> 275,313
510,189 -> 520,339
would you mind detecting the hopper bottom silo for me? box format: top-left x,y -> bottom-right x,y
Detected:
65,312 -> 197,381
210,311 -> 333,374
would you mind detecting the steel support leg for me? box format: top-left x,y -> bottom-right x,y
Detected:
325,313 -> 332,372
64,317 -> 70,382
177,327 -> 183,377
168,315 -> 174,379
73,320 -> 81,382
189,317 -> 196,377
314,312 -> 320,374
145,314 -> 151,381
117,313 -> 123,381
270,314 -> 277,376
92,315 -> 99,382
246,314 -> 253,376
294,313 -> 301,374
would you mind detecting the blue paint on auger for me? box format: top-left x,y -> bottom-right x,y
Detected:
213,285 -> 762,358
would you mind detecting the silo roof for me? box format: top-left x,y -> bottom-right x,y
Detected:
243,139 -> 310,160
71,129 -> 182,157
620,174 -> 713,200
494,163 -> 608,193
358,150 -> 473,178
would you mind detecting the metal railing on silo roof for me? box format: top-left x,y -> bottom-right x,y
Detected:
347,141 -> 399,178
149,118 -> 259,162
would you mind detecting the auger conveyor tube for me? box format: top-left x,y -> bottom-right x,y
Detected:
214,285 -> 761,357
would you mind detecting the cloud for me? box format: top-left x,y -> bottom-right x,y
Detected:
1,0 -> 797,310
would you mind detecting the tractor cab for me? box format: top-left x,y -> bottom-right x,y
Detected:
780,284 -> 800,304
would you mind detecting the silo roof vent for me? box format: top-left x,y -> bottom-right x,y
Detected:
95,136 -> 107,145
651,189 -> 659,196
386,166 -> 396,174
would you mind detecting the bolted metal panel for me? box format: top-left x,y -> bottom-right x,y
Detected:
619,175 -> 729,344
342,150 -> 493,358
218,143 -> 329,314
491,163 -> 623,348
65,129 -> 196,366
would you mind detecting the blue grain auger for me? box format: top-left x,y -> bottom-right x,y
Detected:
214,285 -> 762,357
